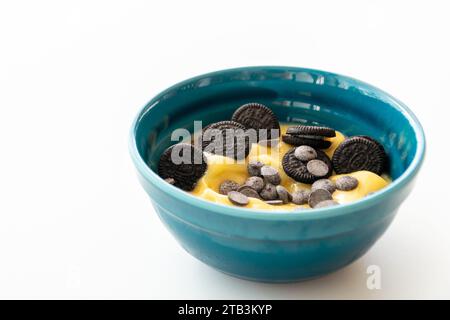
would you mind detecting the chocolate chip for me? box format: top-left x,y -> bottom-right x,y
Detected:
336,176 -> 359,191
237,185 -> 262,199
231,103 -> 280,140
164,178 -> 176,185
227,191 -> 249,206
219,180 -> 240,195
306,160 -> 330,177
311,179 -> 336,193
247,160 -> 264,176
265,200 -> 284,205
282,134 -> 332,149
200,121 -> 250,160
259,183 -> 278,200
276,185 -> 291,204
294,145 -> 317,161
244,176 -> 265,192
260,165 -> 281,185
308,189 -> 333,208
282,147 -> 333,184
332,136 -> 387,175
158,143 -> 207,191
314,200 -> 339,208
291,190 -> 311,205
286,125 -> 336,137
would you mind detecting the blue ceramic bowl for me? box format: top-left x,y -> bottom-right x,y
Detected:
129,66 -> 425,282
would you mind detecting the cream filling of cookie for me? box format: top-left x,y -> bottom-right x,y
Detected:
190,124 -> 389,210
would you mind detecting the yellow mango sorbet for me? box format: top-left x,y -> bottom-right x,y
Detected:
190,125 -> 389,210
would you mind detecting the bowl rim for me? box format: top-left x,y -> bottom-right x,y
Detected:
129,66 -> 426,221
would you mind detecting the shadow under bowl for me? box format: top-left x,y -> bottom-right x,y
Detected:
129,66 -> 425,282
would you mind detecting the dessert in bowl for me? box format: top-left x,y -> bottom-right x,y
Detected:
129,66 -> 425,282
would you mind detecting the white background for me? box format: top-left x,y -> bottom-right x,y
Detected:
0,0 -> 449,299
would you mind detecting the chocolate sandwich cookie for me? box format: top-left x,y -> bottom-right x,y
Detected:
200,121 -> 250,160
286,125 -> 336,137
282,135 -> 332,149
332,136 -> 387,175
231,103 -> 280,140
282,125 -> 335,149
158,143 -> 207,191
282,147 -> 333,184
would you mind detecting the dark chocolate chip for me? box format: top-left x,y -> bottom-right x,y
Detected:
306,159 -> 330,177
200,121 -> 250,160
265,200 -> 284,205
282,134 -> 332,149
336,176 -> 359,191
276,185 -> 291,204
332,136 -> 387,175
244,176 -> 265,192
311,179 -> 336,193
231,103 -> 280,140
282,147 -> 333,184
294,145 -> 317,161
291,190 -> 311,205
219,180 -> 240,195
259,183 -> 278,200
237,185 -> 262,199
314,200 -> 339,208
247,160 -> 264,176
158,143 -> 207,191
308,189 -> 333,208
227,191 -> 249,206
164,178 -> 176,185
286,125 -> 336,137
260,165 -> 281,185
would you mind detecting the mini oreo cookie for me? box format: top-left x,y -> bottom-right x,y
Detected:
286,125 -> 336,137
282,134 -> 332,149
332,136 -> 387,175
231,103 -> 280,140
282,147 -> 332,184
357,135 -> 388,171
158,143 -> 207,191
200,121 -> 250,160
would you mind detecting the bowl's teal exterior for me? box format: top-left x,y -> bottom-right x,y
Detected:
130,66 -> 425,282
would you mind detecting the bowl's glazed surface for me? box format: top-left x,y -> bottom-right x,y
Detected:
130,66 -> 425,282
